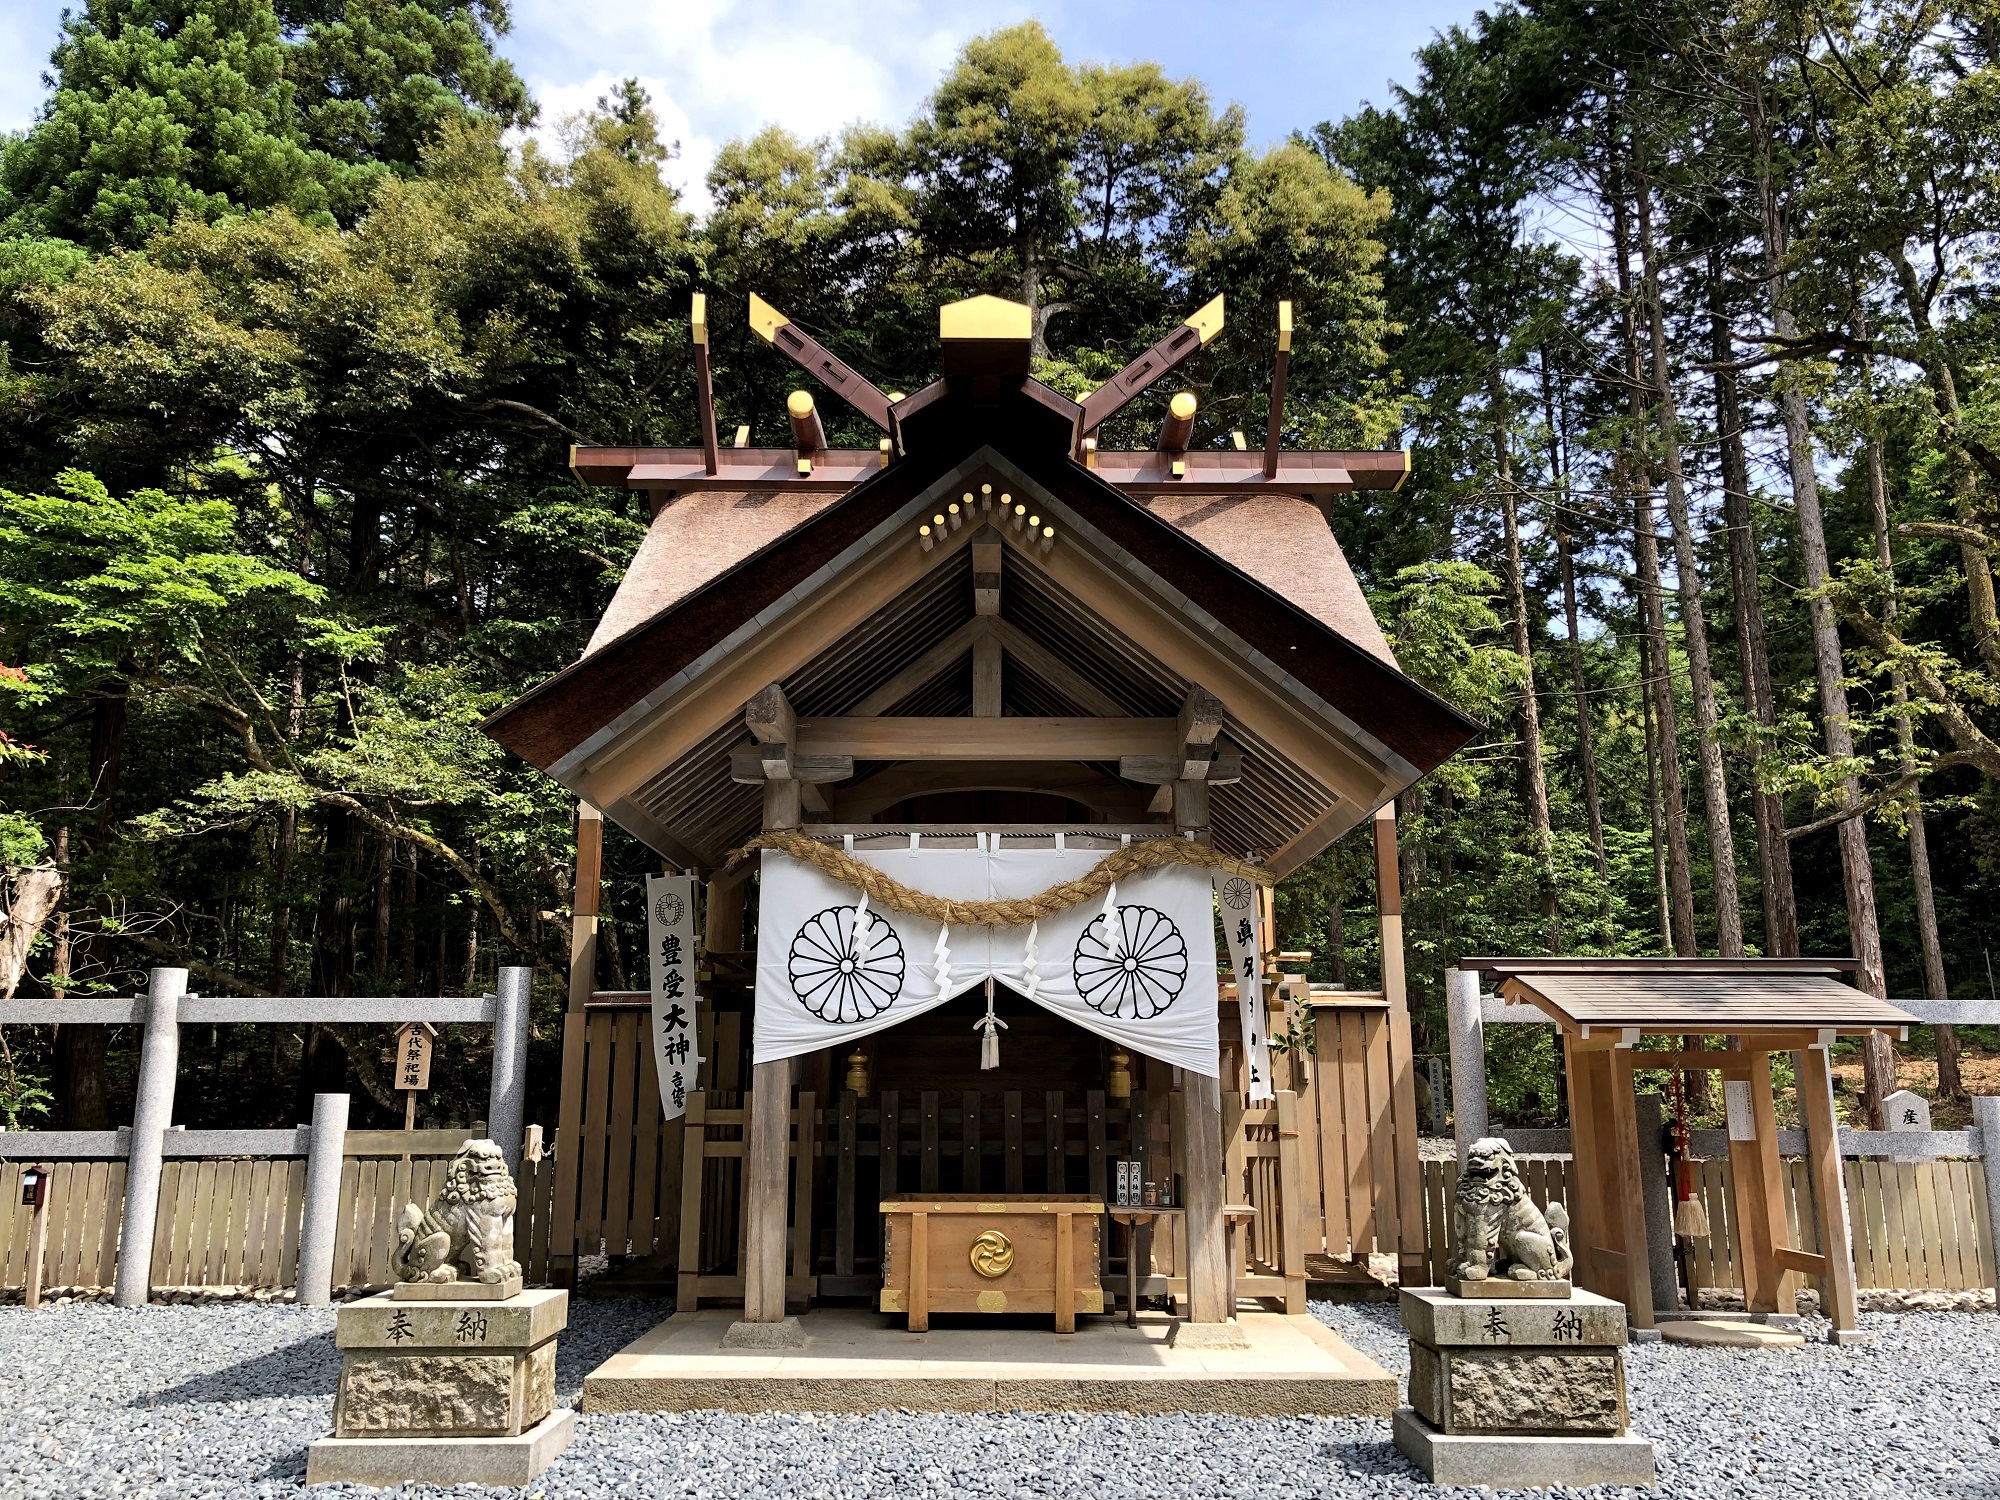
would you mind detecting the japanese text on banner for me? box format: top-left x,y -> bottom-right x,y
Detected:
647,873 -> 703,1121
1215,874 -> 1274,1101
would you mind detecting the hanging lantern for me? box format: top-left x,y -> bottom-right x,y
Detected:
1107,1049 -> 1133,1102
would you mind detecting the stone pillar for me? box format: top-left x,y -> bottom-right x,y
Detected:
1445,967 -> 1487,1164
1975,1096 -> 2000,1291
296,1092 -> 351,1306
488,968 -> 531,1177
1633,1091 -> 1679,1315
114,967 -> 185,1307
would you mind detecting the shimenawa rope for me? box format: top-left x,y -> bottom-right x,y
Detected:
725,829 -> 1274,927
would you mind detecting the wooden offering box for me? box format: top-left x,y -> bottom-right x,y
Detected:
880,1195 -> 1104,1332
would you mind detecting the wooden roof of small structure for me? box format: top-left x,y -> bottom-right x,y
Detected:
483,293 -> 1482,873
1465,957 -> 1918,1037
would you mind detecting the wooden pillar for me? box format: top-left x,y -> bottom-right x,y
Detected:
1374,806 -> 1426,1283
742,766 -> 799,1322
1173,753 -> 1228,1320
568,804 -> 603,1012
1183,1068 -> 1231,1321
1799,1041 -> 1863,1338
1724,1069 -> 1777,1313
1747,1049 -> 1794,1313
1608,1049 -> 1655,1329
549,802 -> 602,1287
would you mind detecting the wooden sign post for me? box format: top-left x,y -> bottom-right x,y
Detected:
395,1021 -> 436,1133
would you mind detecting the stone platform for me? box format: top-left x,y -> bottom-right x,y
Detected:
1393,1406 -> 1658,1489
583,1307 -> 1396,1416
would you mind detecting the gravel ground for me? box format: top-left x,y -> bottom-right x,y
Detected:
2,1297 -> 1997,1499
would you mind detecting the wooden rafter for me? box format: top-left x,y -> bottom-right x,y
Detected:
1077,295 -> 1225,440
749,293 -> 895,432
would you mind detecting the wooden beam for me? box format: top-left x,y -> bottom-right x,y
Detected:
1079,295 -> 1224,439
1158,391 -> 1196,455
746,682 -> 795,780
1118,753 -> 1242,784
849,618 -> 987,718
728,751 -> 854,785
1179,686 -> 1224,748
831,761 -> 1150,822
692,293 -> 719,476
786,390 -> 826,467
972,631 -> 1002,717
797,716 -> 1177,760
972,532 -> 1002,616
987,617 -> 1126,717
749,292 -> 894,432
1263,300 -> 1291,481
1146,783 -> 1174,815
1024,520 -> 1393,813
578,513 -> 985,809
1264,803 -> 1347,880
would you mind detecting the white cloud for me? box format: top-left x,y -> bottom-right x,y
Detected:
504,0 -> 1037,213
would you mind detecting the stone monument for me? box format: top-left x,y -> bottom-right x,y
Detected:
1394,1137 -> 1656,1489
306,1140 -> 575,1487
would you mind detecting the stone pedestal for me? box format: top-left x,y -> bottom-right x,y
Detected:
306,1288 -> 573,1487
1395,1287 -> 1655,1489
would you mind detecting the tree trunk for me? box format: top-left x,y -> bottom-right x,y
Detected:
373,832 -> 394,980
1863,387 -> 1958,1097
267,653 -> 305,995
48,824 -> 108,1129
1638,616 -> 1674,953
1752,86 -> 1893,1124
1709,254 -> 1798,955
1540,352 -> 1611,931
1610,134 -> 1695,954
1489,368 -> 1557,940
1636,168 -> 1742,956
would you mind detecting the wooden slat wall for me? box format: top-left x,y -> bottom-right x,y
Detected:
0,1134 -> 552,1294
1418,1156 -> 1994,1296
1304,1002 -> 1419,1259
554,1005 -> 692,1270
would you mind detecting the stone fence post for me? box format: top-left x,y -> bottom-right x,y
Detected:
1445,966 -> 1487,1165
489,967 -> 531,1176
295,1092 -> 351,1305
113,968 -> 185,1307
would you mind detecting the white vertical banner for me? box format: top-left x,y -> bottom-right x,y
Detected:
1215,873 -> 1274,1101
647,874 -> 702,1121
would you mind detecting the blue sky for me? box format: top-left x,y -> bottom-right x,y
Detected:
1,0 -> 1490,211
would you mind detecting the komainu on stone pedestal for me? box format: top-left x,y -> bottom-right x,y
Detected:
1447,1136 -> 1573,1288
392,1139 -> 522,1286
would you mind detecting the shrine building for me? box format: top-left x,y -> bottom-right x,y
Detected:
482,288 -> 1478,1349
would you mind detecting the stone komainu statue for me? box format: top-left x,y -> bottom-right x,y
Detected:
1447,1135 -> 1574,1285
391,1138 -> 522,1285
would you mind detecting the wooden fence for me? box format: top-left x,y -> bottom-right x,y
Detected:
0,1130 -> 560,1295
1416,1155 -> 1996,1295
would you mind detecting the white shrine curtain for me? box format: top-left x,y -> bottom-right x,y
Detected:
751,844 -> 1222,1076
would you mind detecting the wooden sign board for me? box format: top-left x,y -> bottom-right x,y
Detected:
395,1022 -> 435,1092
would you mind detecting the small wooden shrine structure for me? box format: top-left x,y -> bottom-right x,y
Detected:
1467,957 -> 1920,1341
485,290 -> 1478,1329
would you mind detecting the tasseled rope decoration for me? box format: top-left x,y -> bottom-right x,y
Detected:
975,975 -> 1007,1070
1669,1070 -> 1710,1239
